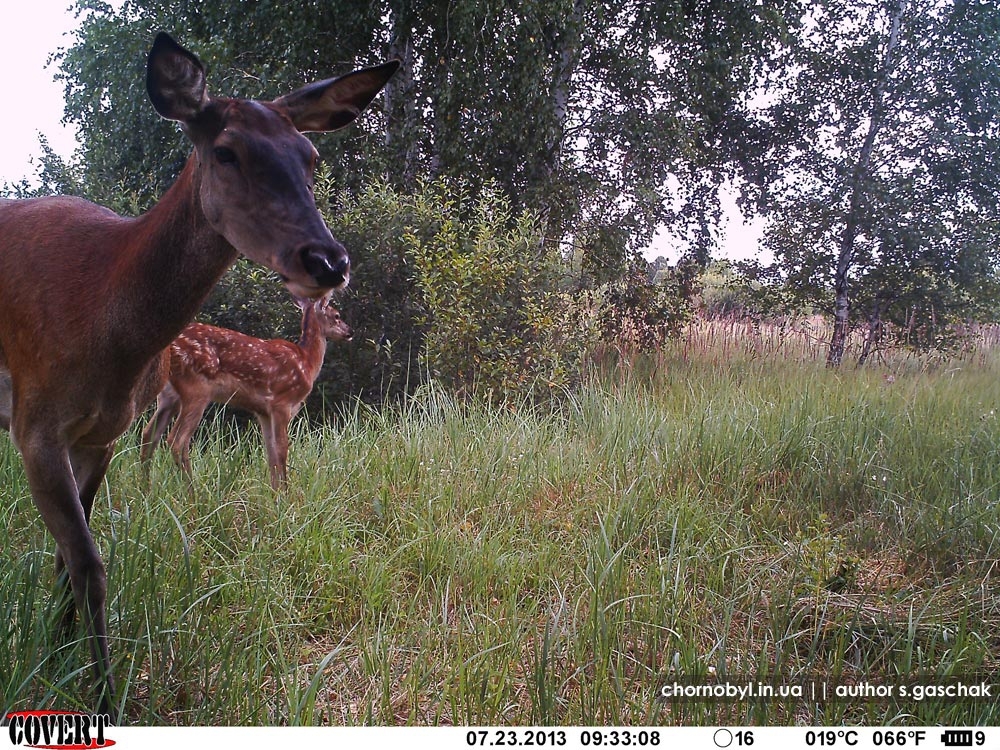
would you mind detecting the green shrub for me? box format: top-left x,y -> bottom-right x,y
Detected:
325,177 -> 599,401
400,180 -> 590,397
203,261 -> 301,340
597,266 -> 692,350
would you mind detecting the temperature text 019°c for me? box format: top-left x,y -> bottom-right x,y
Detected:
806,731 -> 859,746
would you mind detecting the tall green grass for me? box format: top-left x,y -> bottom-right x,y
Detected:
1,346 -> 998,725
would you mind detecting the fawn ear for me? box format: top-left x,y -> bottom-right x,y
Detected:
147,32 -> 209,122
292,293 -> 331,311
273,60 -> 399,133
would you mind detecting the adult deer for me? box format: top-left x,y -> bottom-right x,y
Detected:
0,33 -> 396,714
140,297 -> 352,488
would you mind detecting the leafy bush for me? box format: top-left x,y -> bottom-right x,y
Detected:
697,260 -> 756,318
597,266 -> 692,351
203,261 -> 301,340
325,177 -> 597,400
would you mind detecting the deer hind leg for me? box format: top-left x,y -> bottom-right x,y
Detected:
140,382 -> 180,461
257,410 -> 291,490
0,368 -> 11,432
17,428 -> 115,715
166,394 -> 210,476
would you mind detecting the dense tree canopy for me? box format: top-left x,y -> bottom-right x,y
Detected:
37,1 -> 804,265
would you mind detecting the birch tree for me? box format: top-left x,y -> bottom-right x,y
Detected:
755,0 -> 1000,365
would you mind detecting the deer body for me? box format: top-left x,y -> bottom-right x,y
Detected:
0,171 -> 232,449
141,300 -> 352,488
0,33 -> 396,714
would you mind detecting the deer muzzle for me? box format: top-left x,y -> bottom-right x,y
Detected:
299,240 -> 351,291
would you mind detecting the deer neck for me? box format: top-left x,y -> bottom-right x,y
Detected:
114,154 -> 239,360
296,307 -> 330,383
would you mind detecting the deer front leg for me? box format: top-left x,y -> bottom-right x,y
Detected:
54,444 -> 115,632
16,428 -> 115,716
257,411 -> 290,490
166,394 -> 210,476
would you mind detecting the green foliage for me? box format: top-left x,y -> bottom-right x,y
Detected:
401,181 -> 574,396
313,176 -> 425,406
40,0 -> 806,276
48,0 -> 387,207
19,0 -> 997,372
319,176 -> 692,404
324,177 -> 599,401
695,260 -> 757,318
201,262 -> 301,341
591,267 -> 692,351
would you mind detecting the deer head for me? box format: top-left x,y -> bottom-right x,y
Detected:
146,32 -> 398,298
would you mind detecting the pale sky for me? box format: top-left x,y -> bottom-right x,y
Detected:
0,2 -> 764,262
0,1 -> 83,186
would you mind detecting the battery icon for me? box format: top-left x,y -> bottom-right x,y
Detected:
941,730 -> 974,747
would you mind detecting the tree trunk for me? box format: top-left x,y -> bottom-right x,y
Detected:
857,298 -> 887,366
543,0 -> 585,178
426,1 -> 456,180
827,0 -> 907,367
385,2 -> 420,188
535,0 -> 585,247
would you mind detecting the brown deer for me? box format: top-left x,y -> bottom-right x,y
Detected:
140,297 -> 352,488
0,33 -> 396,714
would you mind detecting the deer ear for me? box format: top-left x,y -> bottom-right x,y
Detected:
273,60 -> 399,133
146,32 -> 209,122
292,291 -> 333,311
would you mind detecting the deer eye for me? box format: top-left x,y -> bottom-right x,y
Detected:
214,146 -> 238,165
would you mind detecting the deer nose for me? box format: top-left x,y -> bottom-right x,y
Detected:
300,241 -> 350,290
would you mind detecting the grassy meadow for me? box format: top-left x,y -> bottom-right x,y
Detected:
1,319 -> 998,725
